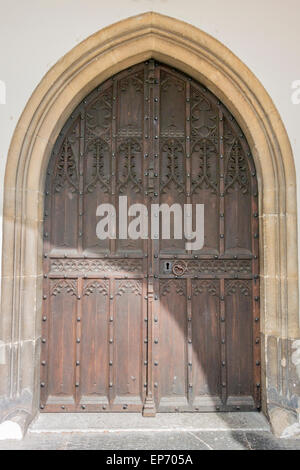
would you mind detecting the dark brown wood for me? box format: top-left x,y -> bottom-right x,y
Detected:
41,61 -> 260,413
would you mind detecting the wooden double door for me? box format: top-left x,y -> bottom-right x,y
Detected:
41,61 -> 260,414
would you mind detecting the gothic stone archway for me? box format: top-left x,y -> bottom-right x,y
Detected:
0,12 -> 299,437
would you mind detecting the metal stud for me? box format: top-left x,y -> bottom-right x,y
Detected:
40,382 -> 45,388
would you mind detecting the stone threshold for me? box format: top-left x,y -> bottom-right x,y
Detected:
29,412 -> 270,434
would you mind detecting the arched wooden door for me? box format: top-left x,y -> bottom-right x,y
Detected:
41,61 -> 260,414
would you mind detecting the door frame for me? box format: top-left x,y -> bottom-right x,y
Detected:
0,12 -> 299,437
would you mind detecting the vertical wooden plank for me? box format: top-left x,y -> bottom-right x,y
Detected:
143,59 -> 157,416
80,279 -> 110,410
225,279 -> 254,409
75,277 -> 82,408
113,279 -> 144,410
46,280 -> 77,409
187,279 -> 193,408
220,278 -> 227,407
158,279 -> 188,411
111,79 -> 118,255
191,280 -> 221,410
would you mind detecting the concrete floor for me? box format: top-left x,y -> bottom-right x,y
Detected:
1,412 -> 300,450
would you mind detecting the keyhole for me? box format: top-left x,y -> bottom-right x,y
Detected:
164,261 -> 172,273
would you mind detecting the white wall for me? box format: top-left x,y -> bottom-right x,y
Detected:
0,0 -> 299,290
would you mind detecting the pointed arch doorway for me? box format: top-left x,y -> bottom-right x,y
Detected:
41,61 -> 260,415
1,13 -> 298,436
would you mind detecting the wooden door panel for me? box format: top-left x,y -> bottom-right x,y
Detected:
225,280 -> 254,407
113,279 -> 145,409
191,280 -> 221,409
41,61 -> 260,414
156,279 -> 188,411
43,280 -> 77,407
190,85 -> 220,255
80,280 -> 110,404
116,70 -> 145,255
159,70 -> 186,254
